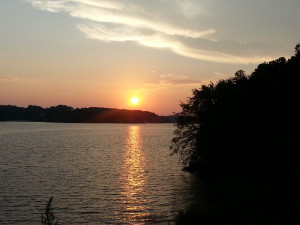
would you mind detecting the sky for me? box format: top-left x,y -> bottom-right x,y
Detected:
1,0 -> 299,115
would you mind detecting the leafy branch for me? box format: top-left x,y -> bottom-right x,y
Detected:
41,197 -> 58,225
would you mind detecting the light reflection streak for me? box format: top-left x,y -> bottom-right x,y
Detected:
119,125 -> 150,224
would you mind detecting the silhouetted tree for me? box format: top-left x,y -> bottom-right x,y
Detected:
41,197 -> 58,225
171,44 -> 300,225
26,105 -> 45,121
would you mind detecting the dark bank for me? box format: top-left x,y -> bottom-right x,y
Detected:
172,44 -> 300,224
0,106 -> 176,123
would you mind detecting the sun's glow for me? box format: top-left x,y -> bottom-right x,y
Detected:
131,97 -> 139,104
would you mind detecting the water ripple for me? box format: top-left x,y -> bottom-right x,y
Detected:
0,122 -> 202,224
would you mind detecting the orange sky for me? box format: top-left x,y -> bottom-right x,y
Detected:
1,1 -> 299,115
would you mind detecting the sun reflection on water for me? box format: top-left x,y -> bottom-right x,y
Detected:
119,125 -> 151,224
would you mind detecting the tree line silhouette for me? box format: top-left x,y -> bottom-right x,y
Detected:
172,44 -> 300,224
0,105 -> 175,123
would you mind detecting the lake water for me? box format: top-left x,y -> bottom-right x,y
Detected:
0,122 -> 201,224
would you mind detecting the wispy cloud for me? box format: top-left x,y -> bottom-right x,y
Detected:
0,76 -> 19,81
142,74 -> 202,89
24,0 -> 272,64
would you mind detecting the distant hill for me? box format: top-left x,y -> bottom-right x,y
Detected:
0,105 -> 176,123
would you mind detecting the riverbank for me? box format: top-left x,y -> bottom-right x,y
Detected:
0,105 -> 176,123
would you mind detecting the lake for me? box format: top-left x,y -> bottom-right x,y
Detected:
0,122 -> 201,224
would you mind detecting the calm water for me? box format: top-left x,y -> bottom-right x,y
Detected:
0,122 -> 201,224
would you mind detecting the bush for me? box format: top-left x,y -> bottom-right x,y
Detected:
41,197 -> 58,225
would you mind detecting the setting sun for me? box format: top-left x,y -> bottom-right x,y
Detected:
131,97 -> 139,105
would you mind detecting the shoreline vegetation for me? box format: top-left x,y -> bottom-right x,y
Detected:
0,105 -> 176,123
41,197 -> 58,225
172,44 -> 300,224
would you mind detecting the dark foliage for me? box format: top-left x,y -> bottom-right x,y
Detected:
41,197 -> 58,225
0,105 -> 175,123
172,44 -> 300,224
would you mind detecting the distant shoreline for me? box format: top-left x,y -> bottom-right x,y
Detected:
0,105 -> 176,123
1,120 -> 176,124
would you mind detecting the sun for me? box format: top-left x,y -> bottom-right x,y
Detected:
131,97 -> 139,105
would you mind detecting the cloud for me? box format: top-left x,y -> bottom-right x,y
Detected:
142,74 -> 202,89
212,72 -> 227,79
24,0 -> 273,64
0,76 -> 19,81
